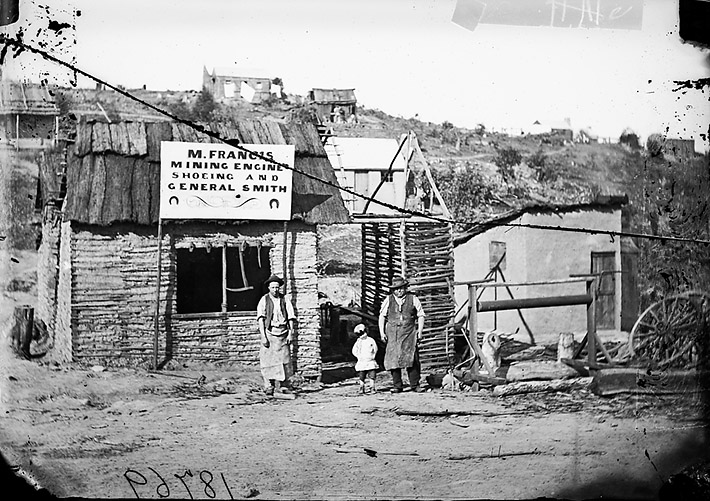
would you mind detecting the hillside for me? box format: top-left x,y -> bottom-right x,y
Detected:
54,86 -> 642,216
46,86 -> 710,303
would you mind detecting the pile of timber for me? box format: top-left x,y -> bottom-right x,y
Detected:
361,220 -> 455,370
591,368 -> 710,396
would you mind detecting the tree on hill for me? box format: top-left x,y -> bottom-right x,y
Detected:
431,163 -> 494,225
646,133 -> 665,157
192,87 -> 217,122
619,128 -> 640,149
168,100 -> 193,121
493,146 -> 522,182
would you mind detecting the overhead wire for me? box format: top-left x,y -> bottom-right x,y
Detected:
4,35 -> 709,246
0,36 -> 453,224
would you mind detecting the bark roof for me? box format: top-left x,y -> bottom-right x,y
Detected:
453,195 -> 628,247
309,88 -> 357,104
63,119 -> 350,226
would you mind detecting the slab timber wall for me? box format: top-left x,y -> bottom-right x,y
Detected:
50,220 -> 321,376
53,221 -> 73,363
168,221 -> 321,376
36,208 -> 61,349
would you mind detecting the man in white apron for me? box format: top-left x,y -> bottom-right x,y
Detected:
256,275 -> 296,395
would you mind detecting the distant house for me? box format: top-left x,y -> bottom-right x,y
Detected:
662,138 -> 696,159
453,196 -> 637,344
36,119 -> 349,377
577,127 -> 599,144
202,66 -> 272,103
308,88 -> 357,123
530,118 -> 573,141
324,137 -> 406,214
0,80 -> 59,149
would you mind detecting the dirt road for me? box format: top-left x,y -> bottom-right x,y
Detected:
1,345 -> 708,501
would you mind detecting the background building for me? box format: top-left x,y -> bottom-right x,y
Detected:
453,197 -> 635,344
324,136 -> 406,214
202,66 -> 272,103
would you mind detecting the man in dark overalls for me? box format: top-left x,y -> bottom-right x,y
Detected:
378,276 -> 426,393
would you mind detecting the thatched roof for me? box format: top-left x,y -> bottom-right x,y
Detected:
309,88 -> 357,104
0,81 -> 59,116
453,195 -> 628,247
62,119 -> 350,226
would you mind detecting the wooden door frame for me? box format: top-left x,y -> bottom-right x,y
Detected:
591,251 -> 616,329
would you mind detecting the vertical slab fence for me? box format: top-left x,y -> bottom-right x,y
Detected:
361,218 -> 455,371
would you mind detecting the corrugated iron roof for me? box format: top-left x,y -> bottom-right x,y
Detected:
309,88 -> 357,104
0,81 -> 60,116
324,137 -> 406,171
63,119 -> 350,226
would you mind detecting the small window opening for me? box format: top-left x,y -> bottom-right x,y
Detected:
176,244 -> 271,314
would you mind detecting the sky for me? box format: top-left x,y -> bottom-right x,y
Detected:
3,0 -> 709,151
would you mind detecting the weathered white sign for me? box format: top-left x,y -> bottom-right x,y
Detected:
160,141 -> 294,220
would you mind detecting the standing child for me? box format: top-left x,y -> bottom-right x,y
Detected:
352,323 -> 378,394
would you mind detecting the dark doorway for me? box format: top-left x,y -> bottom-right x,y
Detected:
591,252 -> 616,329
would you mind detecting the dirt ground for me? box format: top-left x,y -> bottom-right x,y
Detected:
1,220 -> 708,500
1,338 -> 709,500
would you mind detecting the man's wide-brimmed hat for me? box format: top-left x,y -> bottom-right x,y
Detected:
264,274 -> 284,287
390,276 -> 409,290
354,323 -> 367,334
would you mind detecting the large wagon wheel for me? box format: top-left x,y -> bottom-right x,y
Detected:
678,290 -> 710,367
678,290 -> 710,325
629,294 -> 704,369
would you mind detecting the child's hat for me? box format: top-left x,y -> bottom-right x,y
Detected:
354,323 -> 367,334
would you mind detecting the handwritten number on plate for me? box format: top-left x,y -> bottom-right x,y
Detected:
200,470 -> 216,498
174,470 -> 194,499
220,473 -> 234,500
124,469 -> 148,499
148,467 -> 170,498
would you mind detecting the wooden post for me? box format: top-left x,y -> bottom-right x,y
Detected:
493,268 -> 498,331
403,132 -> 411,209
221,245 -> 228,313
152,219 -> 163,371
586,279 -> 597,369
399,219 -> 406,279
468,285 -> 477,356
282,221 -> 288,288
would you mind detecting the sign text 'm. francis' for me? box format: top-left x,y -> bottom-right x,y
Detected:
159,141 -> 295,221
